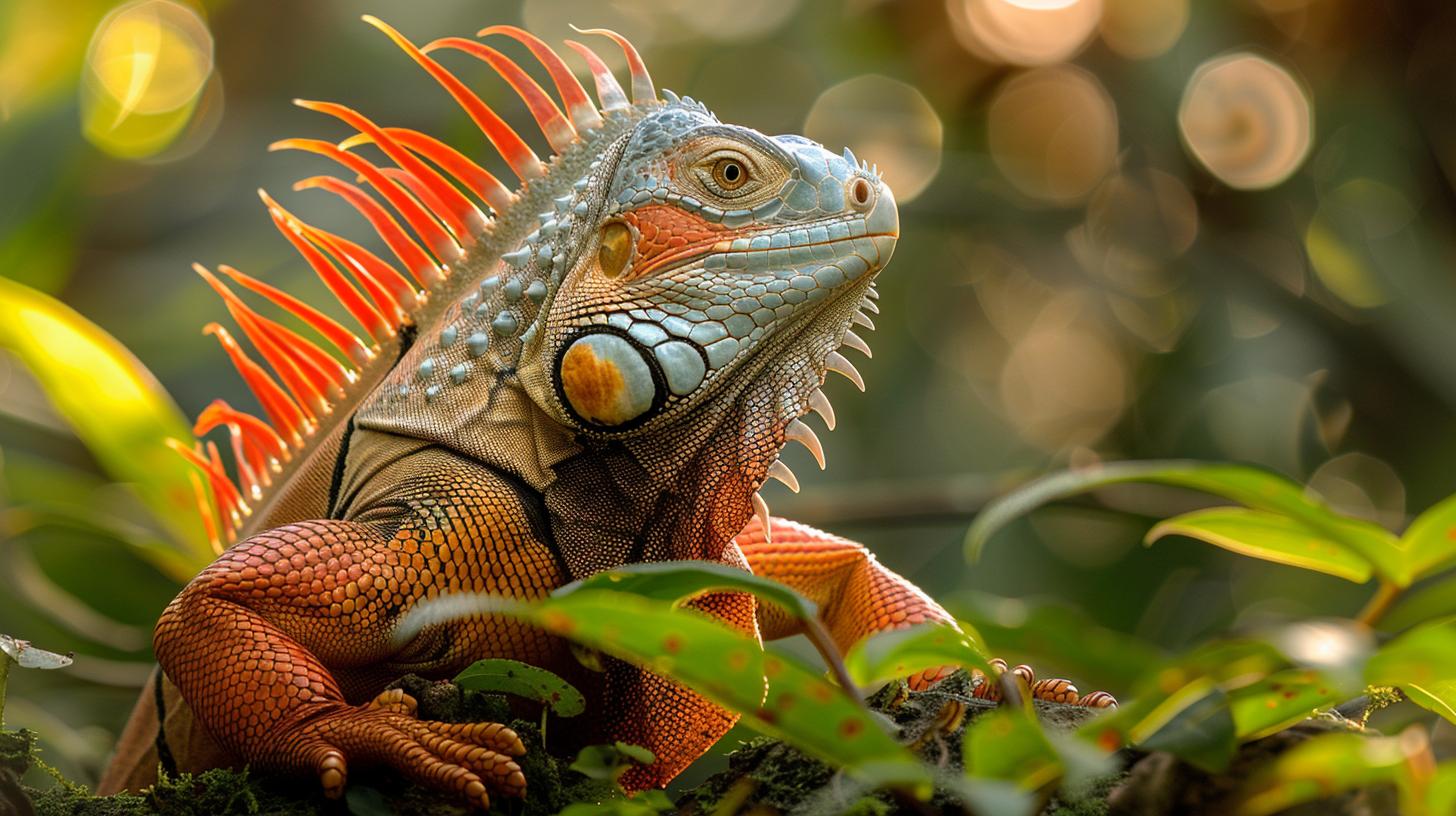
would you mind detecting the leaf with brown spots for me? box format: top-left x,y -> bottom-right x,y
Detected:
1228,668 -> 1346,740
453,658 -> 585,717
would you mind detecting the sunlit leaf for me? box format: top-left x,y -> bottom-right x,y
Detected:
568,742 -> 654,784
1365,618 -> 1456,723
964,707 -> 1062,791
397,589 -> 924,779
1238,732 -> 1415,816
965,461 -> 1404,583
1130,681 -> 1236,773
952,592 -> 1166,691
845,621 -> 993,688
0,275 -> 207,576
1065,638 -> 1288,767
1380,574 -> 1456,633
1148,508 -> 1374,583
562,560 -> 819,623
453,658 -> 584,717
1229,669 -> 1345,740
559,561 -> 861,692
1399,493 -> 1456,582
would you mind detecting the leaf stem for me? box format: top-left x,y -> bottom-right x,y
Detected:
0,654 -> 9,728
1356,579 -> 1402,627
801,616 -> 870,711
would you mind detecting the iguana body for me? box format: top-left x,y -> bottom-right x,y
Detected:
99,18 -> 1105,808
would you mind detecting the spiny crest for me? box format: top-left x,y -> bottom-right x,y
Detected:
174,17 -> 660,553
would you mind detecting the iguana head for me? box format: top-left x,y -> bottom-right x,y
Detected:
520,102 -> 895,461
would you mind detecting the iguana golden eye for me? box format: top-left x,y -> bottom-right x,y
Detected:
712,157 -> 748,189
108,14 -> 1117,811
598,221 -> 632,278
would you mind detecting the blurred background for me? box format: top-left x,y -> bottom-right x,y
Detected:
1,0 -> 1453,793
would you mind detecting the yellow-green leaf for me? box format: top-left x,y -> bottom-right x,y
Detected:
1366,619 -> 1456,723
0,275 -> 206,577
966,460 -> 1405,583
1399,494 -> 1456,582
964,707 -> 1062,791
1229,669 -> 1344,740
845,621 -> 993,688
1239,732 -> 1420,816
1147,508 -> 1374,583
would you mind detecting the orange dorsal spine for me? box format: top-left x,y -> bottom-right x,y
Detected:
173,17 -> 658,551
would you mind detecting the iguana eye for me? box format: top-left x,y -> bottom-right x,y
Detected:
712,157 -> 748,190
598,221 -> 632,279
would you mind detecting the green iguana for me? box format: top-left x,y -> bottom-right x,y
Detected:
97,17 -> 1111,809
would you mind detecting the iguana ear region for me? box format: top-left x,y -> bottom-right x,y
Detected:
557,331 -> 663,429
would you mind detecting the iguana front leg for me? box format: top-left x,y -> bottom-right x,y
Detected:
736,516 -> 1115,706
154,516 -> 534,810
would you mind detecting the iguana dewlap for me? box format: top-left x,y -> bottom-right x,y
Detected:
96,18 -> 1099,809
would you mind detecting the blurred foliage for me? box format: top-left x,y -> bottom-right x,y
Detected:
5,0 -> 1456,809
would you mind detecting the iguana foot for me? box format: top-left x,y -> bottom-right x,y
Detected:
971,659 -> 1118,708
367,688 -> 418,717
285,705 -> 527,810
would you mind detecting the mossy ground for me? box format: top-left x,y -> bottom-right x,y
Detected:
8,675 -> 622,816
681,671 -> 1117,816
6,672 -> 1392,816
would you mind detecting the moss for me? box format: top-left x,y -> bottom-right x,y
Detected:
684,671 -> 1119,816
1,730 -> 36,777
16,678 -> 625,816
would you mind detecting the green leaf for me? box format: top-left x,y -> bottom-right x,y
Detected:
557,561 -> 863,693
1399,493 -> 1456,581
1147,508 -> 1374,583
1366,619 -> 1456,723
1130,681 -> 1236,773
453,659 -> 585,717
1239,732 -> 1416,816
1228,669 -> 1345,740
0,275 -> 207,576
560,560 -> 819,623
1426,762 -> 1456,816
1379,574 -> 1456,632
952,592 -> 1166,691
965,461 -> 1405,583
964,707 -> 1063,791
399,589 -> 923,778
568,742 -> 654,783
1065,638 -> 1287,768
844,621 -> 993,688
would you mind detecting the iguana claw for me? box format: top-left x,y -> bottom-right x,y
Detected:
971,658 -> 1119,708
289,706 -> 526,810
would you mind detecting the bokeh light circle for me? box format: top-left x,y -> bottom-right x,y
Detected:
947,0 -> 1103,66
1099,0 -> 1189,59
999,319 -> 1128,451
804,75 -> 943,203
988,66 -> 1119,205
1178,53 -> 1313,190
81,0 -> 215,159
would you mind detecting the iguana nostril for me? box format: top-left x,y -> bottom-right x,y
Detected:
848,177 -> 875,212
